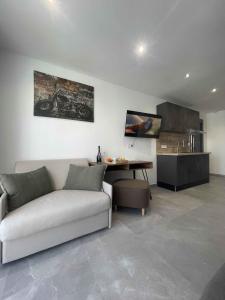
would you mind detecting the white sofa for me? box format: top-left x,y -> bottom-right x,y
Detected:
0,158 -> 112,264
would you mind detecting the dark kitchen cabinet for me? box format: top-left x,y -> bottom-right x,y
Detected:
157,102 -> 200,133
157,154 -> 209,191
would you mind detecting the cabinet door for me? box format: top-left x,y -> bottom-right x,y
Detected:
157,102 -> 200,133
198,155 -> 209,180
157,102 -> 183,132
157,156 -> 178,186
178,156 -> 199,185
185,108 -> 200,130
177,155 -> 209,186
177,156 -> 192,185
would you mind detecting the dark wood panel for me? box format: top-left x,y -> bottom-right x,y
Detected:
157,102 -> 200,133
157,155 -> 178,186
90,160 -> 153,171
158,179 -> 209,191
157,154 -> 209,190
177,155 -> 209,186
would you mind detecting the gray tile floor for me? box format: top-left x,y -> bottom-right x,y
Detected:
0,175 -> 225,300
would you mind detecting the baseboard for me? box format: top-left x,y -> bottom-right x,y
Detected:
210,173 -> 225,178
157,178 -> 210,192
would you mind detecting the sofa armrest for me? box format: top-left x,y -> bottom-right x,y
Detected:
103,181 -> 112,228
102,181 -> 112,200
0,192 -> 7,222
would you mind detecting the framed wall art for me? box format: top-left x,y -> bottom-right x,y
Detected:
34,71 -> 94,122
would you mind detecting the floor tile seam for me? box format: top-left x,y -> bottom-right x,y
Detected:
142,242 -> 203,299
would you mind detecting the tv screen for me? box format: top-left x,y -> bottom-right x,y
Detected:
125,110 -> 162,138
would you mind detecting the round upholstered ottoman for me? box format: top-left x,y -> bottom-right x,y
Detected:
113,179 -> 150,216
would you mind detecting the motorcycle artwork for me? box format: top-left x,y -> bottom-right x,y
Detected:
34,71 -> 94,122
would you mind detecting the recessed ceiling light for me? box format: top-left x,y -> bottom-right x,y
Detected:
136,43 -> 147,56
185,73 -> 190,78
211,88 -> 217,93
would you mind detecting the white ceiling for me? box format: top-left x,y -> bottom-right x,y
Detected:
0,0 -> 225,112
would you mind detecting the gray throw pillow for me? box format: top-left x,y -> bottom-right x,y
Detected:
64,164 -> 106,191
0,167 -> 53,212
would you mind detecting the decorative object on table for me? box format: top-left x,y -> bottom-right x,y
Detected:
96,146 -> 102,163
90,160 -> 153,176
103,157 -> 128,164
116,157 -> 128,163
34,71 -> 94,122
113,179 -> 150,216
104,157 -> 113,163
125,110 -> 162,138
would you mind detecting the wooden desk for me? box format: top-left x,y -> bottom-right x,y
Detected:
90,160 -> 153,182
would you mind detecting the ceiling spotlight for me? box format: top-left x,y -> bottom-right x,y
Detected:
136,43 -> 147,56
185,73 -> 190,78
211,88 -> 217,93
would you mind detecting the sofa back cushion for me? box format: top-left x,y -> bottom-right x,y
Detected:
0,167 -> 53,211
15,158 -> 89,190
64,164 -> 106,192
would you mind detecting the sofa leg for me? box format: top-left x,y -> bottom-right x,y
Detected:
141,208 -> 145,216
108,208 -> 112,229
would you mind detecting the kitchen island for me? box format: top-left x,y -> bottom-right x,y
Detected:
157,153 -> 210,191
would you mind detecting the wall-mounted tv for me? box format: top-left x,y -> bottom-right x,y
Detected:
125,110 -> 162,138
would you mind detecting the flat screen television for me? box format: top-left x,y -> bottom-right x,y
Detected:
125,110 -> 162,138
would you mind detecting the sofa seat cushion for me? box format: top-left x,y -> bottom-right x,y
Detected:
0,190 -> 110,241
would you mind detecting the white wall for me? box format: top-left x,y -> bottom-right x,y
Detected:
204,110 -> 225,175
0,51 -> 164,184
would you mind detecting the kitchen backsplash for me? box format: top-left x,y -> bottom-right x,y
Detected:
157,132 -> 190,153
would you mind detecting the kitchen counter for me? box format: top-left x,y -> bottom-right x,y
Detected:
157,152 -> 210,156
157,153 -> 210,191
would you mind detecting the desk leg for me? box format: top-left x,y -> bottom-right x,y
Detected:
144,169 -> 149,182
143,169 -> 152,200
133,170 -> 136,179
142,169 -> 146,181
149,190 -> 152,200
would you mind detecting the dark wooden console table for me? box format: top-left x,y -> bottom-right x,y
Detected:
90,160 -> 153,182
